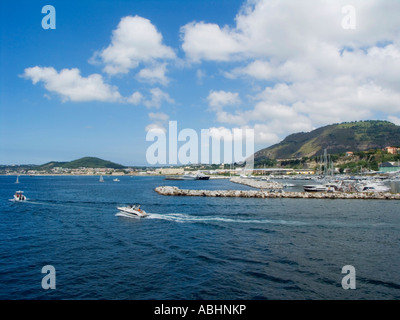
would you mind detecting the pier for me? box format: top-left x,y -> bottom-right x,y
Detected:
155,186 -> 400,200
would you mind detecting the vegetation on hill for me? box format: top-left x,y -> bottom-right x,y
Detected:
254,120 -> 400,165
34,157 -> 126,170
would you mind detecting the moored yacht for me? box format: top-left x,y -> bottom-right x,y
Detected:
356,181 -> 390,193
195,173 -> 210,180
303,184 -> 330,192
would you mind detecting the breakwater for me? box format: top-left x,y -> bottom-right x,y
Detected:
229,177 -> 283,189
155,186 -> 400,200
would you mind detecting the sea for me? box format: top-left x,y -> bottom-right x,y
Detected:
0,175 -> 399,300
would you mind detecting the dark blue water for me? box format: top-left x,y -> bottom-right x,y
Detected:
0,175 -> 399,300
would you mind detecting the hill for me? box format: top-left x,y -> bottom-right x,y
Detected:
254,120 -> 400,163
35,157 -> 126,170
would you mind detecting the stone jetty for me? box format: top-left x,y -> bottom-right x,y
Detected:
155,186 -> 400,200
229,177 -> 283,189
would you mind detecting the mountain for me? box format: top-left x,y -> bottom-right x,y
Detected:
35,157 -> 126,170
254,120 -> 400,162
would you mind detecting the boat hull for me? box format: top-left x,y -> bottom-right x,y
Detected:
117,207 -> 148,218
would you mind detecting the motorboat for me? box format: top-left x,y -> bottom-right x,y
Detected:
117,204 -> 148,218
113,178 -> 120,182
357,182 -> 391,193
282,183 -> 295,187
165,176 -> 184,180
303,184 -> 336,192
303,184 -> 329,192
195,173 -> 210,180
12,191 -> 27,202
182,174 -> 197,180
165,173 -> 210,181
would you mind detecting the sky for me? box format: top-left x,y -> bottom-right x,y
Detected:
1,0 -> 400,166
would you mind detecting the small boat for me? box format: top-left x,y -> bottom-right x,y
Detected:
117,204 -> 148,218
283,183 -> 295,187
195,173 -> 210,180
357,182 -> 390,193
15,176 -> 20,184
113,178 -> 120,182
12,191 -> 27,202
303,184 -> 331,192
182,174 -> 197,180
165,176 -> 184,180
99,175 -> 104,182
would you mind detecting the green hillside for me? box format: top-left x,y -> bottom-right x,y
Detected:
254,120 -> 400,163
35,157 -> 126,170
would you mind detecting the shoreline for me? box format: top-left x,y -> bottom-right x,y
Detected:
0,174 -> 232,178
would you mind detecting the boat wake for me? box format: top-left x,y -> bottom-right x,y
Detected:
115,212 -> 144,219
120,212 -> 308,226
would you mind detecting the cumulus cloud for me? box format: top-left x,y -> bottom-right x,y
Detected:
145,112 -> 170,133
181,0 -> 400,63
137,63 -> 170,85
22,66 -> 122,102
207,90 -> 241,109
149,112 -> 169,122
126,91 -> 144,105
93,15 -> 176,75
144,88 -> 174,108
187,0 -> 400,146
181,21 -> 242,62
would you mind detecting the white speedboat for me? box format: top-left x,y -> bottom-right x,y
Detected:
113,178 -> 120,182
357,182 -> 390,193
303,184 -> 329,192
12,191 -> 27,202
303,184 -> 336,192
117,204 -> 148,218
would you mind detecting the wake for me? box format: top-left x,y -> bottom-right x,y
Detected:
117,212 -> 308,226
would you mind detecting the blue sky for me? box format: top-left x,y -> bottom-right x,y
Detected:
1,0 -> 400,166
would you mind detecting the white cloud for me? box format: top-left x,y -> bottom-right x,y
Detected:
137,63 -> 169,85
189,0 -> 400,148
94,15 -> 176,75
149,112 -> 169,122
181,22 -> 242,62
387,116 -> 400,126
126,91 -> 144,105
182,0 -> 400,63
23,66 -> 122,102
145,123 -> 167,133
146,112 -> 170,133
207,90 -> 241,109
144,88 -> 174,108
